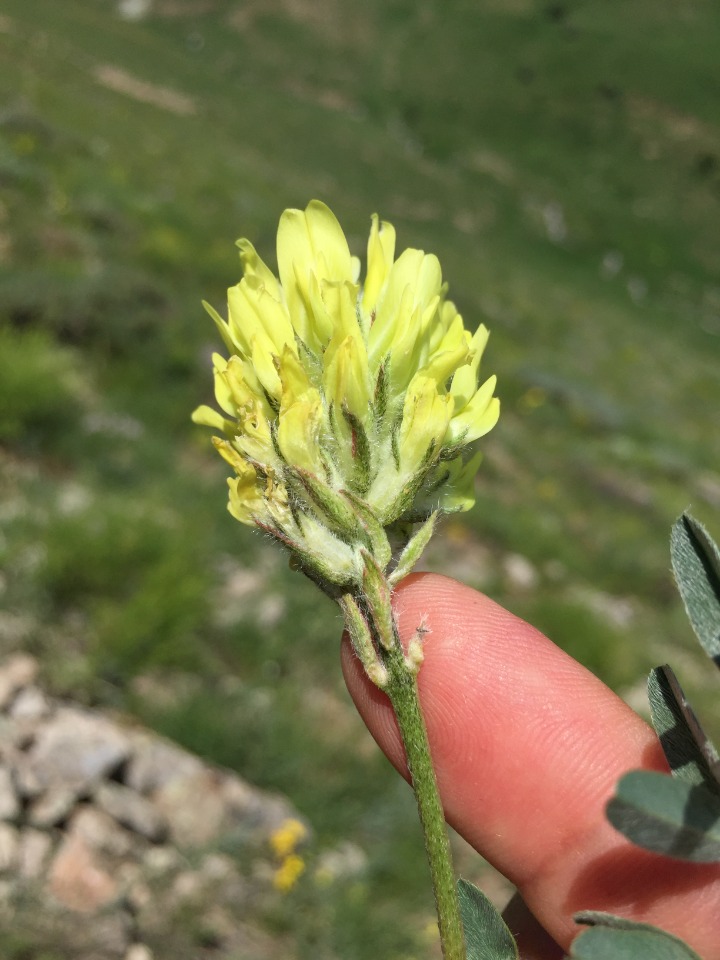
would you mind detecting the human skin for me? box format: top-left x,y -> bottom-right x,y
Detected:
341,573 -> 720,959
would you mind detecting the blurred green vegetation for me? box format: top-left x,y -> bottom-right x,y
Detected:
1,1 -> 719,956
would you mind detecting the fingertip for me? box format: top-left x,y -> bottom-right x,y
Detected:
339,572 -> 712,952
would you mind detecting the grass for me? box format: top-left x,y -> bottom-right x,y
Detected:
1,1 -> 719,956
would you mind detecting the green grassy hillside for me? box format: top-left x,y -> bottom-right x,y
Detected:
1,1 -> 719,956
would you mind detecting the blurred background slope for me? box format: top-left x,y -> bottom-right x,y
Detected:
0,1 -> 719,956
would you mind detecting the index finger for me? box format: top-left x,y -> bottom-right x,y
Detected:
341,573 -> 720,957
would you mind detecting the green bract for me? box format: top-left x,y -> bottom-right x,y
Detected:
193,200 -> 499,589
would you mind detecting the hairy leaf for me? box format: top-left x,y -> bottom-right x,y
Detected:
607,769 -> 720,862
457,879 -> 518,960
648,665 -> 720,794
670,513 -> 720,664
570,912 -> 702,959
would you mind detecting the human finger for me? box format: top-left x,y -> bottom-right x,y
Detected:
341,573 -> 720,957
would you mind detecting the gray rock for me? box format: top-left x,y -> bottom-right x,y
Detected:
0,656 -> 312,957
13,756 -> 44,798
88,912 -> 134,957
0,822 -> 19,872
222,774 -> 305,841
0,717 -> 18,760
124,733 -> 203,795
124,946 -> 154,960
28,785 -> 79,828
154,769 -> 227,847
0,653 -> 38,710
94,782 -> 168,843
68,806 -> 139,859
0,764 -> 19,821
24,706 -> 131,792
141,844 -> 184,876
47,831 -> 118,912
9,684 -> 51,722
17,826 -> 53,879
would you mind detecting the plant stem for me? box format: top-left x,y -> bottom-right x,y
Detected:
366,599 -> 466,960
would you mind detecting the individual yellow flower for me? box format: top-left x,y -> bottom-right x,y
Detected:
193,200 -> 499,589
270,818 -> 309,859
272,854 -> 306,893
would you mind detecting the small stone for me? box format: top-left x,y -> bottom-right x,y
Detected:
220,775 -> 255,814
199,852 -> 237,883
142,845 -> 183,876
125,733 -> 203,795
13,757 -> 43,798
0,718 -> 18,761
222,775 -> 306,843
315,841 -> 367,883
0,654 -> 38,710
48,831 -> 118,912
94,781 -> 168,842
171,869 -> 203,902
0,766 -> 19,821
9,685 -> 51,722
154,770 -> 227,847
125,945 -> 154,960
124,875 -> 152,911
28,785 -> 79,828
24,706 -> 131,792
0,823 -> 19,872
198,905 -> 236,947
90,912 -> 134,955
17,827 -> 53,879
67,806 -> 137,859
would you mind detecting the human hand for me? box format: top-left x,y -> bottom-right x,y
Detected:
341,573 -> 720,959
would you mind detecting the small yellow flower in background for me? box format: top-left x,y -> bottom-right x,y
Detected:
272,853 -> 306,893
194,200 -> 499,592
269,819 -> 309,893
269,817 -> 308,859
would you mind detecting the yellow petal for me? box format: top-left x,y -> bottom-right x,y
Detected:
236,238 -> 282,301
250,332 -> 283,401
305,199 -> 353,283
212,436 -> 245,472
447,376 -> 499,444
278,344 -> 314,408
226,465 -> 265,525
277,391 -> 324,473
234,395 -> 276,466
450,323 -> 490,410
323,334 -> 370,420
419,317 -> 471,387
399,376 -> 454,473
368,250 -> 442,367
211,355 -> 236,416
320,279 -> 364,370
277,201 -> 353,351
202,300 -> 239,356
191,405 -> 231,431
222,355 -> 270,418
228,276 -> 296,358
363,214 -> 396,317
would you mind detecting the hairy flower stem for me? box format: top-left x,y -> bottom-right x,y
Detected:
363,595 -> 466,960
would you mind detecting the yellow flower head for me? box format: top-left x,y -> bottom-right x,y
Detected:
272,854 -> 305,893
270,818 -> 309,859
193,201 -> 499,589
